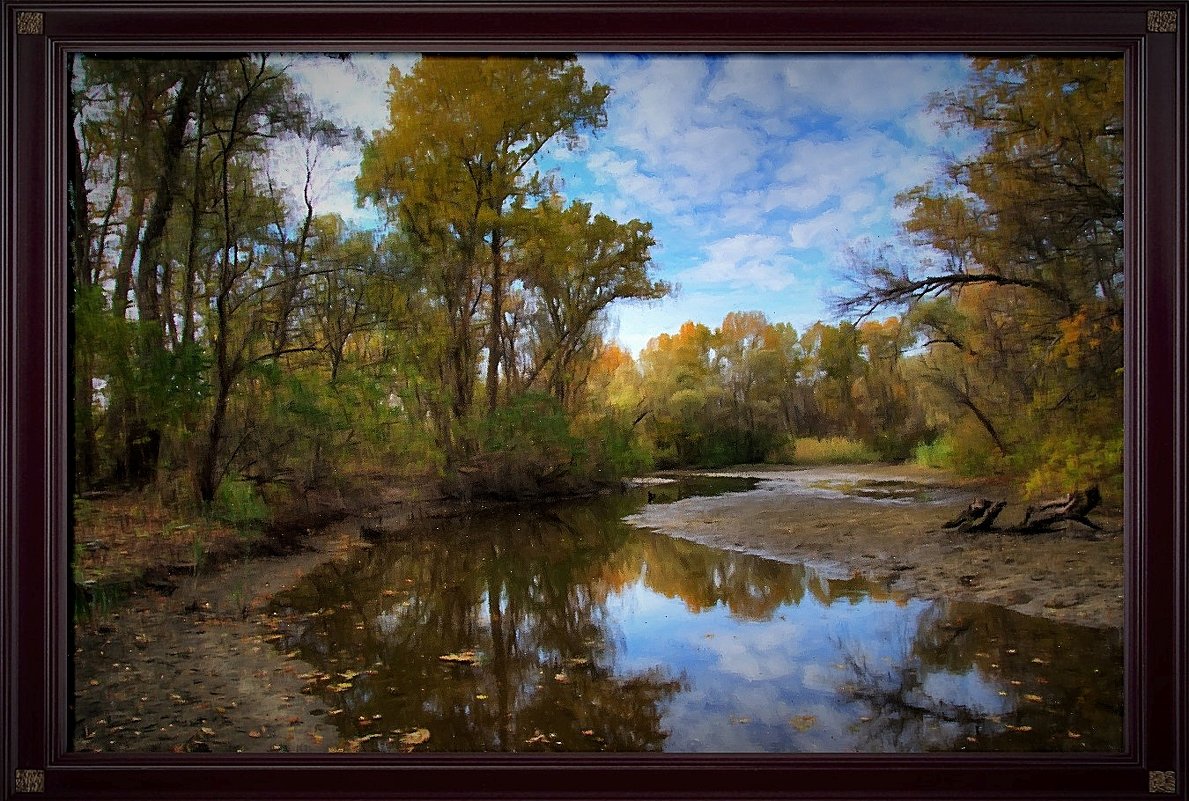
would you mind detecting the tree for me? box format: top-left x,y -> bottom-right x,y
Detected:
357,55 -> 612,461
639,322 -> 717,466
514,197 -> 668,410
839,57 -> 1123,493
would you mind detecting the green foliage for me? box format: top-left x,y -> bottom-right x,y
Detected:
765,436 -> 797,464
475,392 -> 579,458
940,421 -> 1007,477
1023,430 -> 1123,503
211,478 -> 269,528
576,414 -> 654,483
914,436 -> 955,469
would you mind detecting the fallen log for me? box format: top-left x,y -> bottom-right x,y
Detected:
1010,485 -> 1101,534
941,486 -> 1101,534
941,497 -> 1008,532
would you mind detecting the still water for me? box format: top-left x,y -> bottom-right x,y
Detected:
267,477 -> 1123,753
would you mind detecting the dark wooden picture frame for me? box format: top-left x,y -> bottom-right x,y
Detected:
1,1 -> 1184,798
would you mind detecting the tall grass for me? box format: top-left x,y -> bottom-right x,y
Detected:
772,436 -> 879,466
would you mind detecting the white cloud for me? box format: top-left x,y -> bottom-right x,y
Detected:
270,52 -> 976,340
778,55 -> 963,125
706,55 -> 794,114
286,53 -> 416,136
273,53 -> 419,228
680,234 -> 800,292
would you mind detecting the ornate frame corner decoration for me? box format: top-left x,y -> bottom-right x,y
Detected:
14,10 -> 44,34
14,769 -> 45,793
1146,9 -> 1177,31
1148,771 -> 1177,794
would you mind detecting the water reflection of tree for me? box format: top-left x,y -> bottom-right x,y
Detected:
268,492 -> 1123,753
906,601 -> 1123,751
269,497 -> 685,751
836,601 -> 1124,752
833,626 -> 986,752
629,534 -> 806,619
629,534 -> 911,621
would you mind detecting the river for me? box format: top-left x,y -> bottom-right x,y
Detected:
263,476 -> 1123,753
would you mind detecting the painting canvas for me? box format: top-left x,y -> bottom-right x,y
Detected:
6,0 -> 1189,797
67,51 -> 1126,756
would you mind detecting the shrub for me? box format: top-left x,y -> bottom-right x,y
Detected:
914,436 -> 955,469
578,414 -> 654,482
211,478 -> 269,528
765,436 -> 797,464
786,436 -> 878,465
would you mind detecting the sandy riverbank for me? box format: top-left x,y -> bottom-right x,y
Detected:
625,464 -> 1124,630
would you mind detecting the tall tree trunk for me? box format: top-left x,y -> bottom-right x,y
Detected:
125,66 -> 203,486
112,187 -> 146,319
197,327 -> 230,503
67,54 -> 100,486
180,83 -> 206,347
136,67 -> 202,336
485,226 -> 503,413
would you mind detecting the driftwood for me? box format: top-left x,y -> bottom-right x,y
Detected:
941,498 -> 1008,532
942,486 -> 1101,535
1014,486 -> 1101,533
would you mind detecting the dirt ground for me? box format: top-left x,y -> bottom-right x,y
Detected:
73,521 -> 362,753
72,474 -> 451,754
626,464 -> 1124,630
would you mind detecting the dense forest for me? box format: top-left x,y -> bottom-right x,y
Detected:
69,54 -> 1123,517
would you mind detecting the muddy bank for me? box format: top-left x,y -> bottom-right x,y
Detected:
72,470 -> 596,753
72,475 -> 486,753
625,464 -> 1123,630
73,521 -> 362,752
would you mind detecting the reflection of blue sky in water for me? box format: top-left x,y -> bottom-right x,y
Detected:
608,577 -> 1005,751
270,482 -> 1122,753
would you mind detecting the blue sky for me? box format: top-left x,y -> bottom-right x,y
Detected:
284,53 -> 979,357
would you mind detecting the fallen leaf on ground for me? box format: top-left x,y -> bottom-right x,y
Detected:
399,728 -> 430,747
789,715 -> 817,732
438,651 -> 478,664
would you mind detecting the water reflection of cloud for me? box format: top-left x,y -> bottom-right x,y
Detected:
921,670 -> 1010,716
688,620 -> 805,682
